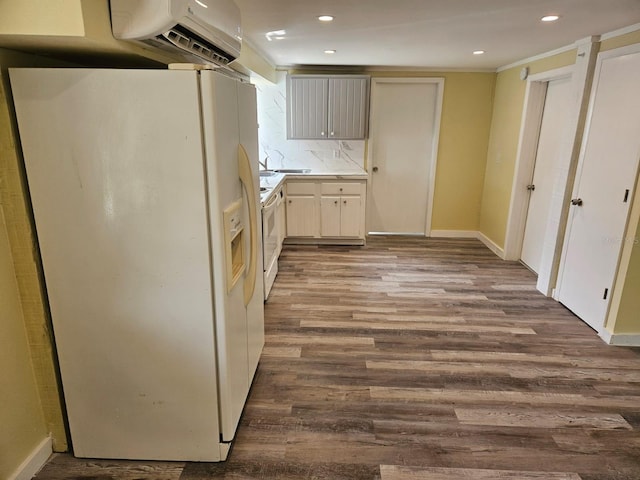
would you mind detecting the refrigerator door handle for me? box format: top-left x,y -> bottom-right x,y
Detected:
238,144 -> 257,306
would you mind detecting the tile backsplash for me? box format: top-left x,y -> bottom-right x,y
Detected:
252,71 -> 366,173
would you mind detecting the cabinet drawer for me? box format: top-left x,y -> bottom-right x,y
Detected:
321,182 -> 362,195
287,182 -> 316,195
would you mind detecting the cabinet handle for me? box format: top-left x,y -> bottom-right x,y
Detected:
288,200 -> 292,204
372,166 -> 379,173
334,200 -> 338,205
330,131 -> 335,136
339,188 -> 343,192
343,200 -> 347,204
321,131 -> 326,136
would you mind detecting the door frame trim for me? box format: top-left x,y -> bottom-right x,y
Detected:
366,77 -> 445,236
504,66 -> 574,264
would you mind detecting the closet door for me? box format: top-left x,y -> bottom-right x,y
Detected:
557,47 -> 640,331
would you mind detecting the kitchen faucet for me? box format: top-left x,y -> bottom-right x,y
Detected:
258,157 -> 269,171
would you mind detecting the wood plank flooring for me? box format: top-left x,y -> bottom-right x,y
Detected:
33,237 -> 640,479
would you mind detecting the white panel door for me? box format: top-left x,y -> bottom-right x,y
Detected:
10,68 -> 221,460
521,77 -> 573,273
557,49 -> 640,331
368,81 -> 438,234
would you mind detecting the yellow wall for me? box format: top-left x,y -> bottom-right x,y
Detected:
478,49 -> 577,247
368,71 -> 496,231
0,49 -> 68,454
429,73 -> 495,230
613,221 -> 640,334
601,29 -> 640,53
0,0 -> 84,36
0,207 -> 48,479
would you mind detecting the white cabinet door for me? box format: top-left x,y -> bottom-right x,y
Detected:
340,197 -> 362,237
320,196 -> 341,237
321,195 -> 362,237
287,76 -> 328,139
328,77 -> 369,139
286,196 -> 317,237
557,47 -> 640,332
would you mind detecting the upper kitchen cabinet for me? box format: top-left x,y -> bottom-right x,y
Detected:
287,75 -> 370,140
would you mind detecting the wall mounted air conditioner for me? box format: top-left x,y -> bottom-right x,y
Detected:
111,0 -> 242,67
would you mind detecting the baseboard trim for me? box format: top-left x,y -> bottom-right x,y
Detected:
430,230 -> 478,238
477,232 -> 505,259
284,237 -> 365,246
599,330 -> 640,347
9,436 -> 52,480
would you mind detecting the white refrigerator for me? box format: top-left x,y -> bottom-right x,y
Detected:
10,67 -> 265,461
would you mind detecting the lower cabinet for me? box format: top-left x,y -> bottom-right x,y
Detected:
285,181 -> 318,237
286,179 -> 366,244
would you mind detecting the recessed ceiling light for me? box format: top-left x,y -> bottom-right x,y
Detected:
324,49 -> 336,54
541,15 -> 560,22
473,50 -> 485,55
318,15 -> 334,22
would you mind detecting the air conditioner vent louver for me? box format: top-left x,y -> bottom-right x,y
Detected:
160,25 -> 233,66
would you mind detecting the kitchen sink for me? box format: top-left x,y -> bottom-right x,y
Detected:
259,170 -> 277,177
274,168 -> 311,174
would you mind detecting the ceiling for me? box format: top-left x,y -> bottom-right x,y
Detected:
234,0 -> 640,70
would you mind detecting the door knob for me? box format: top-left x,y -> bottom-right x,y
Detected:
527,184 -> 535,191
372,166 -> 379,172
571,198 -> 583,206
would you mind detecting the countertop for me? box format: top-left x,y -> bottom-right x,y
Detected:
259,170 -> 368,206
259,172 -> 286,205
